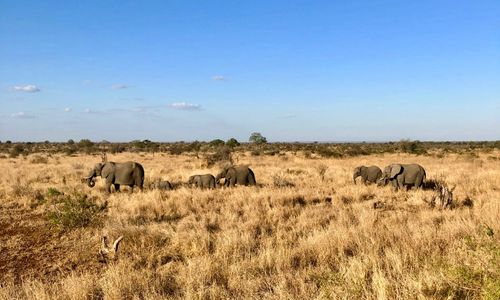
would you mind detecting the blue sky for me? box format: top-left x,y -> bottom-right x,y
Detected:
1,1 -> 499,142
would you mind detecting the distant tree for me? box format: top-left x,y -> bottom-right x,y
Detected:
79,139 -> 94,148
132,140 -> 146,150
6,140 -> 12,144
44,140 -> 50,144
209,139 -> 225,147
249,132 -> 267,144
67,139 -> 75,145
226,138 -> 240,148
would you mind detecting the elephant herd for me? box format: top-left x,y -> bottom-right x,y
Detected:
84,160 -> 426,193
354,163 -> 426,190
84,162 -> 256,193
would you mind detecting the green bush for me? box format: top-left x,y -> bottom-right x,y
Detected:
46,192 -> 107,231
10,144 -> 24,158
209,139 -> 225,147
226,138 -> 240,148
206,146 -> 233,167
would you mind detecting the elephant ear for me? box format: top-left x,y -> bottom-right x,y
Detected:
389,164 -> 402,179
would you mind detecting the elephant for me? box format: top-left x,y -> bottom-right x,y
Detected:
353,165 -> 382,185
188,174 -> 216,189
84,161 -> 144,193
215,165 -> 256,187
150,180 -> 173,190
378,163 -> 426,190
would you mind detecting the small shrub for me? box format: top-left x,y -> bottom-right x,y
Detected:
250,149 -> 261,156
205,146 -> 233,167
10,145 -> 24,158
316,164 -> 328,181
272,173 -> 295,188
46,192 -> 107,231
398,139 -> 427,155
30,155 -> 48,164
316,147 -> 342,158
46,187 -> 63,197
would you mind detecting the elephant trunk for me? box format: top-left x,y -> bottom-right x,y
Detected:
85,169 -> 96,188
353,174 -> 357,185
87,177 -> 96,187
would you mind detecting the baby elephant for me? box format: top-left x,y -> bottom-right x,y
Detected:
188,174 -> 216,189
150,180 -> 173,190
353,165 -> 382,185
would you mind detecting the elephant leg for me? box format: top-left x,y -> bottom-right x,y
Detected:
114,184 -> 120,192
104,182 -> 112,193
413,175 -> 423,189
398,178 -> 405,190
229,177 -> 236,187
104,176 -> 114,193
391,180 -> 399,191
361,177 -> 367,185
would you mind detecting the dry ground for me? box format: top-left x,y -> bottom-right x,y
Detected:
0,151 -> 499,299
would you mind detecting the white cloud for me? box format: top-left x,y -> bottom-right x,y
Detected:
64,107 -> 71,112
111,84 -> 130,90
11,111 -> 36,119
212,75 -> 226,81
10,85 -> 40,93
84,108 -> 107,114
281,113 -> 297,119
169,102 -> 202,111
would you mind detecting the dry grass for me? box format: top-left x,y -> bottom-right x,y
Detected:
0,151 -> 499,299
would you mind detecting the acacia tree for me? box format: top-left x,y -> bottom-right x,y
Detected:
249,132 -> 267,144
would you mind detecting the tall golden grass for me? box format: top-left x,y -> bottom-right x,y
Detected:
0,151 -> 498,299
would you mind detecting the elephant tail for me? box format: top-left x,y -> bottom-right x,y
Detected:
248,169 -> 256,186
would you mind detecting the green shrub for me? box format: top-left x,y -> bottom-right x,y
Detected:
46,192 -> 107,231
316,146 -> 342,158
206,146 -> 233,167
10,144 -> 24,158
226,138 -> 240,148
209,139 -> 225,147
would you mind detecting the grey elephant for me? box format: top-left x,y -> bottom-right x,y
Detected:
150,180 -> 173,190
353,165 -> 382,185
188,174 -> 216,189
378,163 -> 426,190
84,161 -> 144,193
216,165 -> 256,187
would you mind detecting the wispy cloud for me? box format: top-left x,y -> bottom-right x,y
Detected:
82,80 -> 92,86
169,102 -> 202,111
212,75 -> 226,81
84,108 -> 107,114
64,107 -> 71,112
10,85 -> 40,93
281,113 -> 297,119
11,111 -> 36,119
111,84 -> 130,90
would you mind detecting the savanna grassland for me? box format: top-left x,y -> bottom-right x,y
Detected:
0,144 -> 499,299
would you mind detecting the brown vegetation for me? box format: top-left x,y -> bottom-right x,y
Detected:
0,147 -> 498,299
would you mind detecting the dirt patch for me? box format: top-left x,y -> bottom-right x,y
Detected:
0,207 -> 102,284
